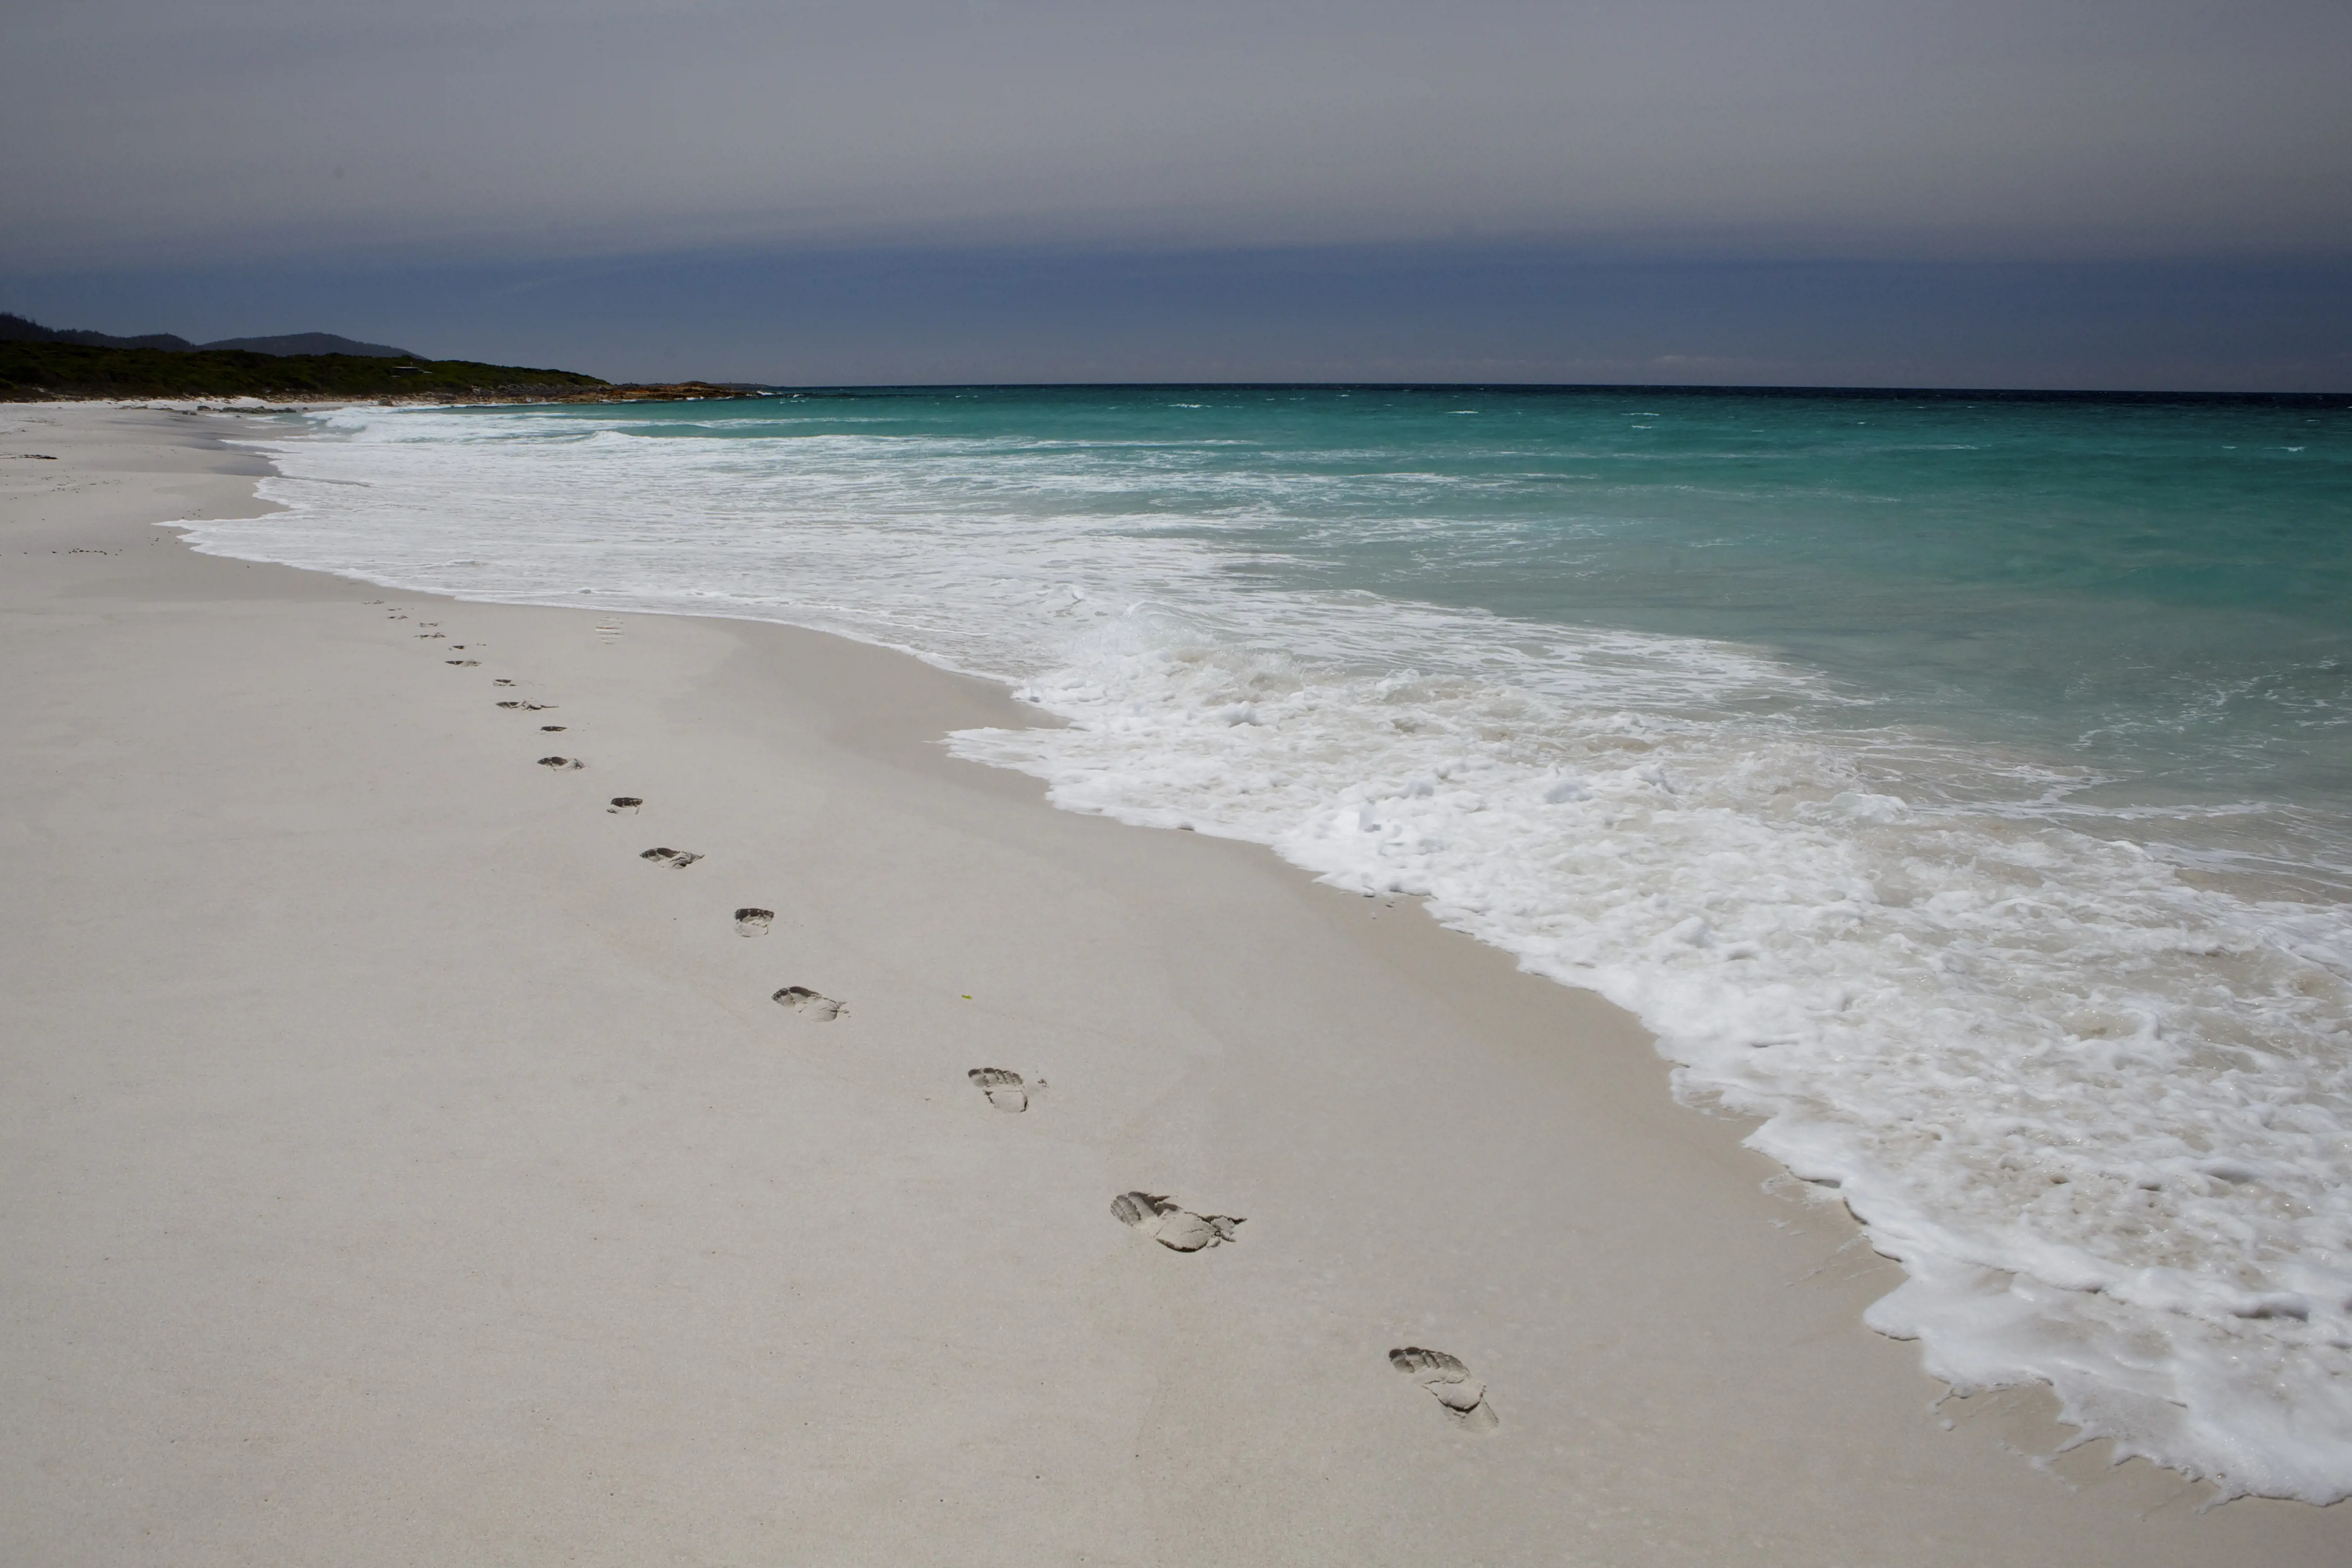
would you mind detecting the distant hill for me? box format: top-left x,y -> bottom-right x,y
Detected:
0,314 -> 196,352
195,331 -> 415,358
0,313 -> 414,358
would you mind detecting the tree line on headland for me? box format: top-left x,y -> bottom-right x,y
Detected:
0,314 -> 748,404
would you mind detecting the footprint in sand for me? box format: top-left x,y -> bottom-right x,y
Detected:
1388,1348 -> 1500,1432
493,678 -> 516,687
417,632 -> 445,639
607,796 -> 642,814
541,725 -> 566,732
772,985 -> 845,1020
1111,1192 -> 1243,1252
538,755 -> 584,771
734,907 -> 774,936
967,1067 -> 1037,1112
496,700 -> 554,711
446,659 -> 478,666
641,846 -> 702,867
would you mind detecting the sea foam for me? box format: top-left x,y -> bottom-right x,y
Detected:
181,400 -> 2352,1501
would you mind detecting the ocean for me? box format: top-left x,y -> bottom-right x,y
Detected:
189,384 -> 2352,1500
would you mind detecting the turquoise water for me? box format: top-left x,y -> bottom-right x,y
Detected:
724,385 -> 2352,831
197,385 -> 2352,1498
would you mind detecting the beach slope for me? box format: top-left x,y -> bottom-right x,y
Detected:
1,403 -> 2343,1565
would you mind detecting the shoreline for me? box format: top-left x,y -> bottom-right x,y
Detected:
4,400 -> 2344,1563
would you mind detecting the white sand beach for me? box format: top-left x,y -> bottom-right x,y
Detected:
4,402 -> 2347,1565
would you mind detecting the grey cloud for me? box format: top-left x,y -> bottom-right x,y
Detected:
5,0 -> 2349,270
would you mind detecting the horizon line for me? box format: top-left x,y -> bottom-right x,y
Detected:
712,381 -> 2352,406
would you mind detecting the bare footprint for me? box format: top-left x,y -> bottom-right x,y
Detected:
607,796 -> 642,814
641,846 -> 702,867
1389,1348 -> 1499,1432
1111,1192 -> 1243,1252
772,985 -> 845,1020
496,700 -> 554,711
538,755 -> 584,770
446,659 -> 478,666
734,907 -> 774,936
541,725 -> 566,732
967,1067 -> 1036,1112
493,678 -> 516,687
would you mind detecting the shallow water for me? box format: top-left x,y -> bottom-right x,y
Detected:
189,385 -> 2352,1500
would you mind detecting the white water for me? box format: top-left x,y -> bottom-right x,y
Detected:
180,404 -> 2352,1502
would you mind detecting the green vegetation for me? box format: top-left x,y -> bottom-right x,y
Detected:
0,340 -> 608,401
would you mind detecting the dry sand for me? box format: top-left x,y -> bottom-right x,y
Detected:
3,402 -> 2346,1565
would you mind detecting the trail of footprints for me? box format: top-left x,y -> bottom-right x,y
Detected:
403,598 -> 1496,1437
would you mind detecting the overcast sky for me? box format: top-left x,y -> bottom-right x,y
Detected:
6,1 -> 2349,386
